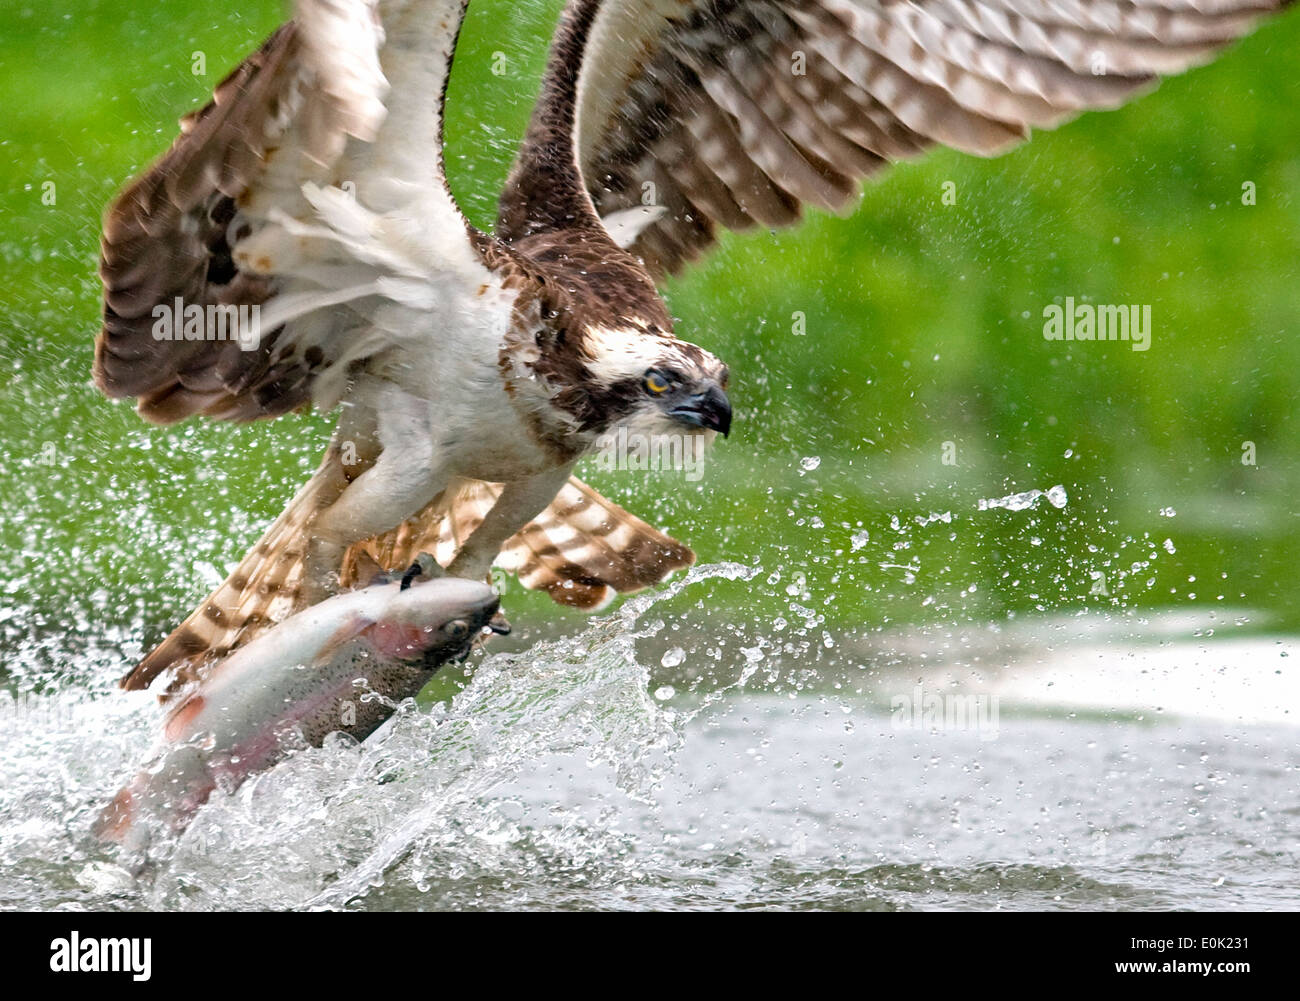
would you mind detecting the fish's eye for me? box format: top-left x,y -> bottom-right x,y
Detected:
443,619 -> 470,639
644,370 -> 672,395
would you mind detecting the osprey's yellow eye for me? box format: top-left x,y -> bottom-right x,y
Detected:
645,371 -> 671,394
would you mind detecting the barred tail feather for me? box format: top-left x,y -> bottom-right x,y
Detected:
343,476 -> 695,611
500,477 -> 695,609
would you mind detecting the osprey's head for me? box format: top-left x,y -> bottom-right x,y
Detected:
580,322 -> 732,440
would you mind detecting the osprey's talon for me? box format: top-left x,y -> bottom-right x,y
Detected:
400,553 -> 445,590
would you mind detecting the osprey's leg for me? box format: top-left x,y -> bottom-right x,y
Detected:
302,390 -> 445,605
445,464 -> 575,582
303,458 -> 447,605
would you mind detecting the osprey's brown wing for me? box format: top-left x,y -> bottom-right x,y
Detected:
97,0 -> 475,425
501,0 -> 1292,280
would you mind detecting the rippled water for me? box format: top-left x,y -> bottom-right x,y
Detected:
1,563 -> 1296,912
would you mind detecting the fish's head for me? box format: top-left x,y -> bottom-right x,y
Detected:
367,576 -> 502,669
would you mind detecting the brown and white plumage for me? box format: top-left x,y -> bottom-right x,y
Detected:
99,0 -> 1291,691
98,1 -> 455,422
344,476 -> 695,608
501,0 -> 1292,277
105,1 -> 723,691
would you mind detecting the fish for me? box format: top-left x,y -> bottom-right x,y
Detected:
94,565 -> 504,850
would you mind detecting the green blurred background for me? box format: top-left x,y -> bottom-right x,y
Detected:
2,0 -> 1298,687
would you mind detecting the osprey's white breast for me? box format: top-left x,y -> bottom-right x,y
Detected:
361,272 -> 567,483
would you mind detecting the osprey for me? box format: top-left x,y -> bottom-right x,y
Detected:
97,0 -> 1289,690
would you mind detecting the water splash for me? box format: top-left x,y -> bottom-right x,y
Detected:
977,485 -> 1068,512
0,563 -> 756,911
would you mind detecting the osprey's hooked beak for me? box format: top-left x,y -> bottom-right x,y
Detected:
668,379 -> 732,437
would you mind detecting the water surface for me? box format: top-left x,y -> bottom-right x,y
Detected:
3,567 -> 1294,912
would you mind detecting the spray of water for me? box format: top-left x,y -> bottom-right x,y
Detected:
0,563 -> 755,911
